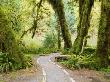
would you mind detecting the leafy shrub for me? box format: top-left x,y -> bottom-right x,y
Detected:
0,52 -> 33,73
61,48 -> 70,55
60,55 -> 78,69
60,55 -> 101,70
76,55 -> 100,70
22,47 -> 38,54
36,47 -> 58,54
0,52 -> 13,72
43,33 -> 57,49
100,66 -> 110,72
82,47 -> 96,55
21,55 -> 33,68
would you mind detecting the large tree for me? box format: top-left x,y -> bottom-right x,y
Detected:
73,0 -> 94,54
48,0 -> 72,49
56,20 -> 61,49
96,0 -> 110,67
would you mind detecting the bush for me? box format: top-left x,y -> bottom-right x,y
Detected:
100,66 -> 110,72
36,47 -> 58,54
61,48 -> 71,55
43,33 -> 57,49
0,52 -> 33,73
60,55 -> 78,69
82,47 -> 96,55
22,47 -> 38,54
60,55 -> 101,70
0,52 -> 13,72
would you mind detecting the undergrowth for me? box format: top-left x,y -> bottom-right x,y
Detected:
0,52 -> 33,73
59,48 -> 108,71
60,55 -> 101,70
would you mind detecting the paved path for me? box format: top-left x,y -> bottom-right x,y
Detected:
37,53 -> 75,82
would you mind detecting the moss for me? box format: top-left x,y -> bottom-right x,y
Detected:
0,6 -> 30,72
48,0 -> 72,49
96,0 -> 110,67
73,0 -> 94,54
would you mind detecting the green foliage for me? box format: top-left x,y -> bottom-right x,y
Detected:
81,47 -> 96,55
0,0 -> 109,74
60,54 -> 101,70
101,66 -> 110,73
0,52 -> 13,72
35,47 -> 58,54
61,48 -> 72,55
21,54 -> 33,68
21,46 -> 38,54
37,33 -> 59,54
0,52 -> 33,73
43,33 -> 57,48
60,48 -> 101,70
0,0 -> 34,73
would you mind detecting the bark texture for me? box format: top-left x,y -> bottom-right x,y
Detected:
96,0 -> 110,67
73,0 -> 94,54
48,0 -> 72,49
57,21 -> 61,49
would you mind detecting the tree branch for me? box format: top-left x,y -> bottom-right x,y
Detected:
32,0 -> 43,38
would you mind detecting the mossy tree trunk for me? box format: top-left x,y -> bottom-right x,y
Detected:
96,0 -> 110,67
57,21 -> 61,49
48,0 -> 72,49
73,0 -> 94,54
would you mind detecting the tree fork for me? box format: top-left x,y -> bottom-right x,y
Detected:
73,0 -> 94,54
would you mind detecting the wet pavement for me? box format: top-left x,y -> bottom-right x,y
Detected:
37,53 -> 75,82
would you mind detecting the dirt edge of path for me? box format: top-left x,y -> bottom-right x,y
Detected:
54,55 -> 110,82
0,57 -> 43,82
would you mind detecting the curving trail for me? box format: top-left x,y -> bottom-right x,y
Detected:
37,53 -> 75,82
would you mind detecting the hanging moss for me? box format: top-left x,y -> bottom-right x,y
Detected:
0,5 -> 28,72
48,0 -> 72,49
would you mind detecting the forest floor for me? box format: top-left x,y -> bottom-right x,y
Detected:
55,54 -> 110,82
0,67 -> 42,82
63,68 -> 110,82
0,53 -> 110,82
0,57 -> 43,82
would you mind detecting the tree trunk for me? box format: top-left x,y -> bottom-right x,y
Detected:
96,0 -> 110,67
57,22 -> 61,49
80,36 -> 87,54
73,0 -> 94,54
48,0 -> 72,49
